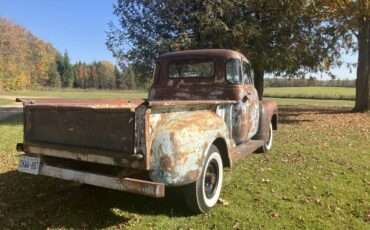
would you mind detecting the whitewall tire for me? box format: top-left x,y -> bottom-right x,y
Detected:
183,145 -> 223,213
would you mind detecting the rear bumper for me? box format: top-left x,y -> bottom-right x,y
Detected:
18,142 -> 146,169
36,163 -> 165,198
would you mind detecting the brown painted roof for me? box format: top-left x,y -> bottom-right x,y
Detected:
158,49 -> 247,61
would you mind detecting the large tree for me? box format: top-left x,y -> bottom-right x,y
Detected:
107,0 -> 338,99
312,0 -> 369,111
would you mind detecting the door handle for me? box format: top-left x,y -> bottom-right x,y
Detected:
242,95 -> 248,103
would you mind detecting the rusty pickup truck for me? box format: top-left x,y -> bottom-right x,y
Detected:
16,49 -> 277,213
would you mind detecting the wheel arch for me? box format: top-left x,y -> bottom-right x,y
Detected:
149,110 -> 231,186
212,137 -> 231,168
253,100 -> 278,141
271,113 -> 278,130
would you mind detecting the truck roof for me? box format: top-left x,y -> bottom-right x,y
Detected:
158,49 -> 248,61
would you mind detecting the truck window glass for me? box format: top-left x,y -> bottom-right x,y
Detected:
153,62 -> 160,84
242,61 -> 253,84
226,59 -> 241,84
168,60 -> 214,78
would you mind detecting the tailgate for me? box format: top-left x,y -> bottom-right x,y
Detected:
19,98 -> 149,170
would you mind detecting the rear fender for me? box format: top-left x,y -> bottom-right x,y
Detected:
252,100 -> 278,141
149,110 -> 230,186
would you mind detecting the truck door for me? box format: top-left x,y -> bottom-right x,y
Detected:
226,59 -> 259,144
241,61 -> 259,140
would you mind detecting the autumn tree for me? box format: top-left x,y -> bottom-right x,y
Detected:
0,17 -> 59,89
114,65 -> 123,89
106,0 -> 338,98
72,61 -> 119,89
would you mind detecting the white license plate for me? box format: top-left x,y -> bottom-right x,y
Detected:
18,156 -> 40,175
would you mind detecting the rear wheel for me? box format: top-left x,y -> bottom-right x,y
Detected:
183,145 -> 223,213
257,122 -> 273,153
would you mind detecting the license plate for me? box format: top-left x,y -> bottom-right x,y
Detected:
18,156 -> 40,175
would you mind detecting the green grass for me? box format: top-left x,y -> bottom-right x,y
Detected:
0,106 -> 369,229
0,88 -> 357,107
0,98 -> 13,106
1,89 -> 147,99
265,87 -> 355,100
270,97 -> 355,107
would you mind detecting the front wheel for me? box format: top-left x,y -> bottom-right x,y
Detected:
257,122 -> 273,153
183,145 -> 223,213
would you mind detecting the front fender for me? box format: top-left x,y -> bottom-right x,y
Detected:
149,110 -> 229,186
253,100 -> 278,141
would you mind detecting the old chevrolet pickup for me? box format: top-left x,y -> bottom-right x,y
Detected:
16,49 -> 278,213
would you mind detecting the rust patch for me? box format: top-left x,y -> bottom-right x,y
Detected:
160,155 -> 172,171
187,169 -> 200,180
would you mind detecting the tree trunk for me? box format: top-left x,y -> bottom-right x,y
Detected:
254,68 -> 265,100
354,19 -> 370,112
368,20 -> 370,111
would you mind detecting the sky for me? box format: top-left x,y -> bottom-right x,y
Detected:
0,0 -> 118,64
0,0 -> 357,79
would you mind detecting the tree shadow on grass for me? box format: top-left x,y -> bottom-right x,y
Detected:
0,112 -> 23,126
280,105 -> 353,115
278,105 -> 353,125
0,170 -> 192,229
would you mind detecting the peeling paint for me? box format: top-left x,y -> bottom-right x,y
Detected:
149,110 -> 230,186
18,49 -> 278,196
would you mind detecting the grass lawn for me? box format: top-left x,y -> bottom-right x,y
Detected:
0,89 -> 147,99
0,106 -> 369,229
0,88 -> 356,107
270,97 -> 355,107
0,98 -> 13,106
264,87 -> 355,100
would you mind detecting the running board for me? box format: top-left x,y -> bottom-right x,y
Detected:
230,140 -> 265,165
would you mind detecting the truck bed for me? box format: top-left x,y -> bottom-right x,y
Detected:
18,98 -> 148,169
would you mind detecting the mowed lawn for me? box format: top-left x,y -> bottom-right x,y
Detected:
0,87 -> 356,107
264,87 -> 355,100
0,102 -> 369,228
1,89 -> 147,99
0,98 -> 13,106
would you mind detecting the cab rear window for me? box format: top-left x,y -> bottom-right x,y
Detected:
168,59 -> 214,78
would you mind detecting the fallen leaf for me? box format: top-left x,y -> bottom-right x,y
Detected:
364,210 -> 370,222
269,211 -> 279,218
232,219 -> 239,229
217,198 -> 229,206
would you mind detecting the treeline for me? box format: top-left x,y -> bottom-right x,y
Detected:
0,17 -> 124,90
265,77 -> 355,88
72,61 -> 119,89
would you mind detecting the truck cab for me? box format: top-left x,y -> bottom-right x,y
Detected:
149,49 -> 261,144
16,49 -> 277,213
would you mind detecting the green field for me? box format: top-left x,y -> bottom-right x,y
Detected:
1,89 -> 147,99
269,97 -> 354,106
0,87 -> 356,107
0,106 -> 368,229
264,87 -> 355,100
0,98 -> 12,106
